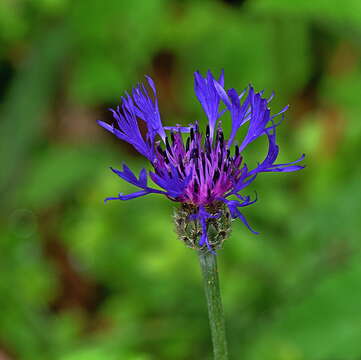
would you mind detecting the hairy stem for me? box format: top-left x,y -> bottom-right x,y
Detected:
198,250 -> 228,360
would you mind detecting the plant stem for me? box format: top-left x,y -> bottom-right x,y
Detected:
198,250 -> 228,360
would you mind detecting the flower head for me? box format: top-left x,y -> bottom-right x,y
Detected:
98,71 -> 304,251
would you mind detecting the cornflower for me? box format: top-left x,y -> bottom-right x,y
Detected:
98,70 -> 304,252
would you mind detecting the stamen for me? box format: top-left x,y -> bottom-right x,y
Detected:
190,127 -> 194,141
176,167 -> 183,178
191,148 -> 199,159
219,130 -> 224,147
206,150 -> 212,162
235,145 -> 239,158
207,188 -> 212,199
213,170 -> 220,183
186,137 -> 190,152
201,152 -> 206,169
194,181 -> 199,194
178,155 -> 185,174
157,145 -> 165,156
195,163 -> 201,180
205,137 -> 211,153
165,137 -> 172,153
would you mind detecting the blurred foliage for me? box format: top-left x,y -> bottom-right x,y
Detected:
1,0 -> 361,359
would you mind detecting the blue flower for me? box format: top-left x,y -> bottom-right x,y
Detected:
98,70 -> 305,251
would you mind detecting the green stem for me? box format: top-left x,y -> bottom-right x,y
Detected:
198,250 -> 229,360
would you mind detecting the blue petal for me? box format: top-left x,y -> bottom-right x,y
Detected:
272,104 -> 289,119
104,190 -> 151,202
194,70 -> 224,140
107,164 -> 169,200
149,165 -> 191,199
111,165 -> 141,187
213,83 -> 253,147
164,126 -> 191,133
220,198 -> 259,235
98,102 -> 154,161
239,91 -> 270,151
213,80 -> 231,109
132,76 -> 166,141
97,120 -> 128,143
248,130 -> 305,175
139,168 -> 148,187
97,75 -> 168,160
192,206 -> 217,253
232,174 -> 257,194
232,208 -> 259,235
263,164 -> 305,172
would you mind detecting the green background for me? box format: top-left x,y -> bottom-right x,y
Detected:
1,0 -> 361,359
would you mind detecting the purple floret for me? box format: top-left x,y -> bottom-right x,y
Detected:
98,70 -> 305,249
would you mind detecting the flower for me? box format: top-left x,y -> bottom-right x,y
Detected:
97,70 -> 304,251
